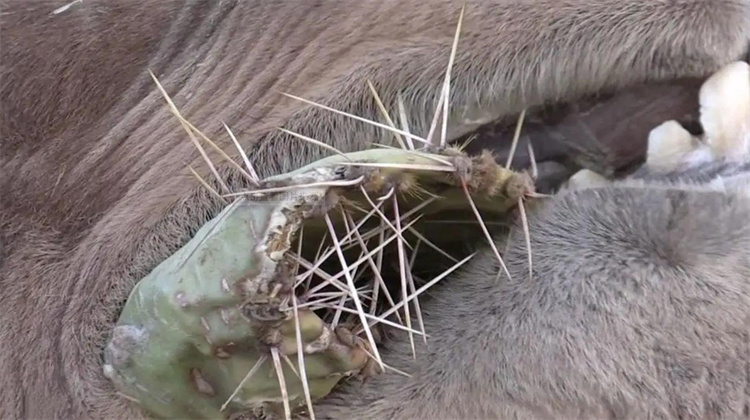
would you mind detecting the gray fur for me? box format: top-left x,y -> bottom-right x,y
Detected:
1,1 -> 749,418
315,159 -> 750,419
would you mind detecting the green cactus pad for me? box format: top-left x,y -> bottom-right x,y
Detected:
104,147 -> 534,419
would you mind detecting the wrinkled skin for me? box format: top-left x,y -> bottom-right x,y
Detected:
1,0 -> 749,419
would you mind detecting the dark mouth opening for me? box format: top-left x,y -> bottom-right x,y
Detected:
459,77 -> 706,190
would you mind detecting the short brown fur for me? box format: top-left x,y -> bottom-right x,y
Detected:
1,1 -> 748,418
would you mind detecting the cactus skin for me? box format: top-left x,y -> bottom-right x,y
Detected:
104,199 -> 368,419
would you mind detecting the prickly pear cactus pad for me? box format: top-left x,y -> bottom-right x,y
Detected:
104,147 -> 535,420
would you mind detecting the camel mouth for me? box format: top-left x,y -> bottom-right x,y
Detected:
101,73 -> 712,420
103,41 -> 747,418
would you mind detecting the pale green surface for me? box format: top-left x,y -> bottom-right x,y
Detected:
104,148 -> 530,419
105,199 -> 365,419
